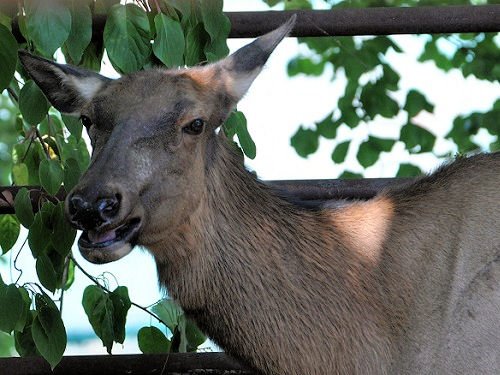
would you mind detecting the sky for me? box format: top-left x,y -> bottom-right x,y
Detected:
2,0 -> 499,355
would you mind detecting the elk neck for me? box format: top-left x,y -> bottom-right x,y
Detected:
149,134 -> 406,373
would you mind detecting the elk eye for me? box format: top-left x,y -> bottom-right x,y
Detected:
80,115 -> 93,128
183,119 -> 205,135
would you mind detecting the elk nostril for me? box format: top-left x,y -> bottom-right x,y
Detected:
97,196 -> 120,219
68,195 -> 88,216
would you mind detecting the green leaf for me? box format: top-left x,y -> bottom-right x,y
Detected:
14,187 -> 34,228
137,326 -> 170,354
0,215 -> 20,254
36,254 -> 58,293
14,311 -> 40,357
203,21 -> 230,61
381,63 -> 400,91
400,123 -> 436,153
0,10 -> 12,30
24,0 -> 72,57
316,114 -> 339,139
63,259 -> 75,291
184,23 -> 207,66
39,159 -> 64,195
357,136 -> 395,168
0,284 -> 24,333
185,319 -> 206,351
153,14 -> 185,68
95,0 -> 120,15
63,158 -> 82,193
291,127 -> 319,158
32,295 -> 67,370
331,141 -> 350,164
104,4 -> 151,73
28,211 -> 51,258
12,163 -> 29,186
223,110 -> 241,138
152,299 -> 183,334
19,80 -> 50,125
51,202 -> 76,257
199,0 -> 223,41
0,24 -> 17,91
357,141 -> 380,168
12,142 -> 45,186
62,115 -> 82,141
234,113 -> 256,159
360,81 -> 399,119
82,285 -> 115,353
64,2 -> 92,64
404,90 -> 434,118
419,38 -> 453,72
339,170 -> 363,179
80,40 -> 104,72
446,115 -> 479,150
109,286 -> 131,344
15,288 -> 31,333
175,315 -> 188,353
288,56 -> 325,77
396,163 -> 422,177
370,136 -> 395,153
168,0 -> 191,20
338,82 -> 360,128
200,0 -> 230,61
58,134 -> 90,170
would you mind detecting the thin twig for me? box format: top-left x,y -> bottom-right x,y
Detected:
14,237 -> 28,285
7,87 -> 18,103
20,134 -> 35,164
35,128 -> 51,159
70,255 -> 168,327
59,284 -> 65,313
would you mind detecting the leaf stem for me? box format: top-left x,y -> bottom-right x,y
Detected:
70,255 -> 168,327
152,0 -> 161,13
35,128 -> 51,160
14,237 -> 28,285
7,87 -> 19,103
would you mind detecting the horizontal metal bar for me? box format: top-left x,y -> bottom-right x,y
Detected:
0,353 -> 256,375
226,6 -> 500,37
10,5 -> 500,44
0,178 -> 415,215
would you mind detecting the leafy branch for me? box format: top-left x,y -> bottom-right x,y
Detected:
70,255 -> 168,328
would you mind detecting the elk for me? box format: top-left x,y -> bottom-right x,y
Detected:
20,17 -> 500,375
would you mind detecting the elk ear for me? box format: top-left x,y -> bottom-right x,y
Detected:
218,15 -> 296,101
18,50 -> 111,115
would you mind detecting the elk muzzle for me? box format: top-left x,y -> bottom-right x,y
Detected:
65,187 -> 143,264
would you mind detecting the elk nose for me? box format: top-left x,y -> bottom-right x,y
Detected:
67,193 -> 121,231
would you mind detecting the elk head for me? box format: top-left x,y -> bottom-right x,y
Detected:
19,16 -> 295,264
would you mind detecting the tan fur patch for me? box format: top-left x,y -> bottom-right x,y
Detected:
184,67 -> 217,88
329,197 -> 394,264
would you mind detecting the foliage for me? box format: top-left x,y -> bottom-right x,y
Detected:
265,0 -> 499,177
0,0 -> 226,367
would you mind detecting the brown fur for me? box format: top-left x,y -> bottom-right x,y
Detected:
19,17 -> 500,375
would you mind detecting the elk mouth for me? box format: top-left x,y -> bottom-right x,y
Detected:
78,218 -> 142,264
